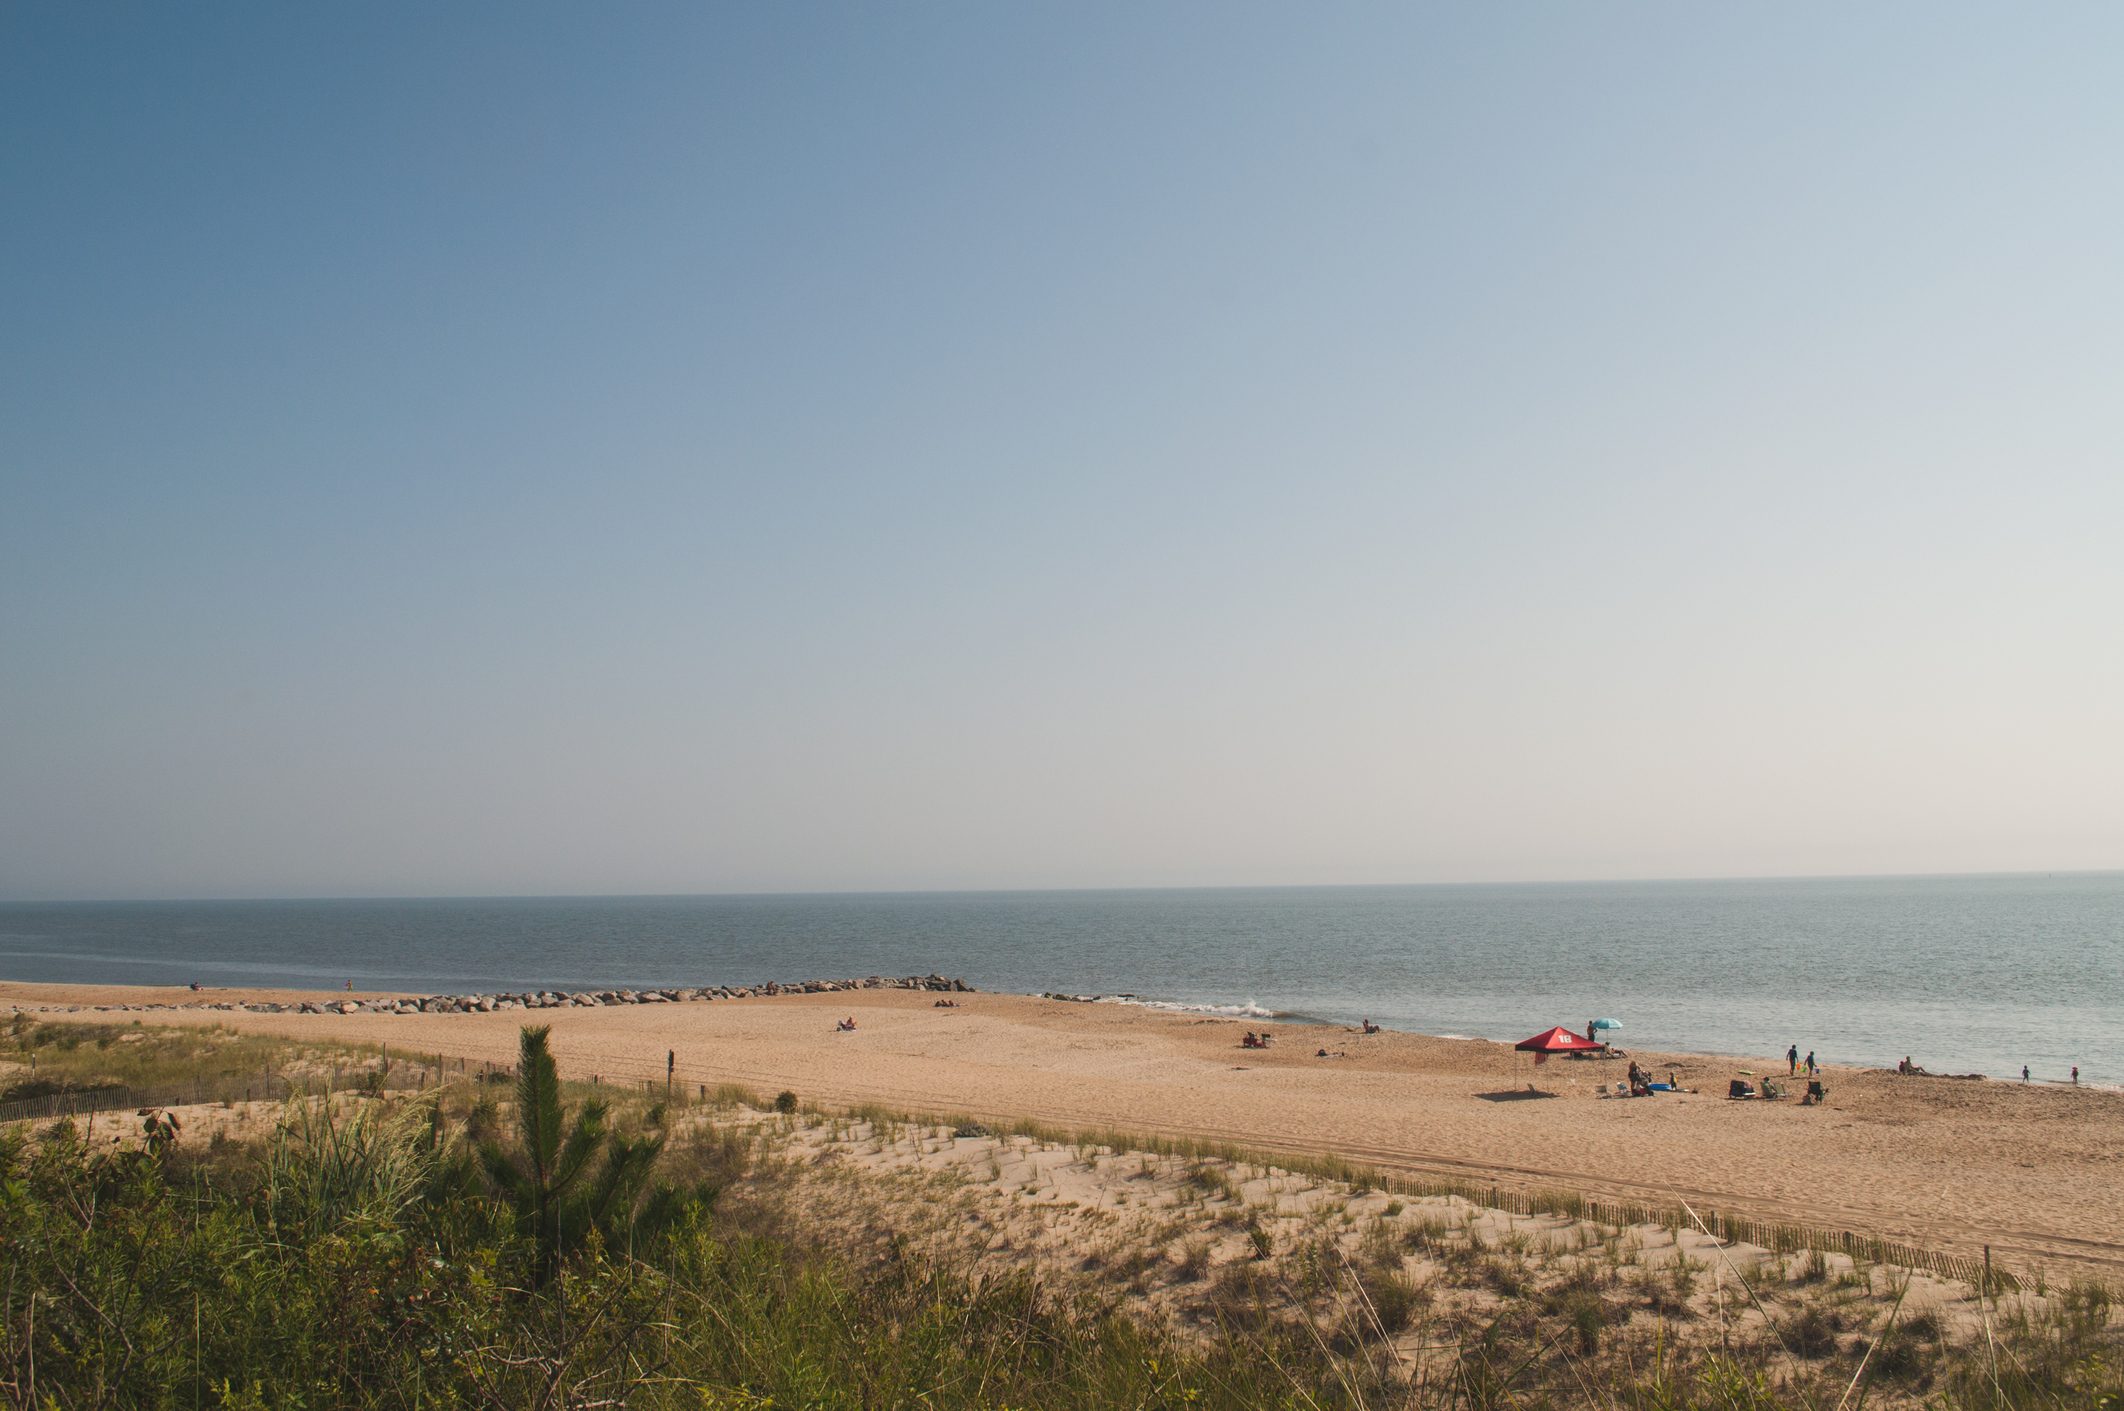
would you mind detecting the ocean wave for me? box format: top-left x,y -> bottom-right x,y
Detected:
1095,995 -> 1278,1019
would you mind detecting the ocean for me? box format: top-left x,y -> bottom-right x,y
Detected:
1,873 -> 2117,1082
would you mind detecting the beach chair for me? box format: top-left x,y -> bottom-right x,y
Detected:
1727,1079 -> 1755,1099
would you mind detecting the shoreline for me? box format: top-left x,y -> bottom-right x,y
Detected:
4,975 -> 2104,1090
1052,992 -> 2116,1088
6,976 -> 2123,1279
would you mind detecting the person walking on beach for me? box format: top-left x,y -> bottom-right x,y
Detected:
1787,1044 -> 1799,1075
1804,1051 -> 1817,1077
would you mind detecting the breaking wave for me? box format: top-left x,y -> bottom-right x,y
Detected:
1096,994 -> 1278,1019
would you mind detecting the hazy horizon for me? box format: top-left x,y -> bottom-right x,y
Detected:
6,865 -> 2120,910
5,6 -> 2121,902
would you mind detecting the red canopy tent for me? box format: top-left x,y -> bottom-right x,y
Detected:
1515,1027 -> 1605,1064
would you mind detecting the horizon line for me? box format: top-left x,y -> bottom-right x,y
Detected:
2,864 -> 2117,908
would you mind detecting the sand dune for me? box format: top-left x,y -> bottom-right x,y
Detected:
7,980 -> 2120,1278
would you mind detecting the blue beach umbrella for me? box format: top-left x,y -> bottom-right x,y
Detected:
1590,1018 -> 1622,1031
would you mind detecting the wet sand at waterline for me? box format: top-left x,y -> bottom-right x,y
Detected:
7,980 -> 2121,1279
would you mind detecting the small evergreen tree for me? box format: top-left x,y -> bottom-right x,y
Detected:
479,1025 -> 666,1282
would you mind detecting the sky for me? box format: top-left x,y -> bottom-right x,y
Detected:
2,5 -> 2121,901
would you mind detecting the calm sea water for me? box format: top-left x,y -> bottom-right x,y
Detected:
1,874 -> 2117,1082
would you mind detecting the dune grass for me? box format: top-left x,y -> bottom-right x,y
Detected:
2,1013 -> 313,1094
4,1019 -> 2119,1409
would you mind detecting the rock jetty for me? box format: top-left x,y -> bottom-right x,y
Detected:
11,974 -> 974,1017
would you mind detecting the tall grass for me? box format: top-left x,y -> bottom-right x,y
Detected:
258,1095 -> 436,1239
5,1021 -> 2119,1409
4,1088 -> 2120,1409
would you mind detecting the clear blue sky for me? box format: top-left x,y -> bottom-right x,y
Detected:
4,5 -> 2120,900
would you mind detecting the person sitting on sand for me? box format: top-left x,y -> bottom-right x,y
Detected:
1362,1019 -> 1380,1035
1241,1031 -> 1260,1049
836,1016 -> 857,1032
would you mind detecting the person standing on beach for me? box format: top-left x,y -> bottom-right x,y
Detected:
1804,1051 -> 1817,1077
2023,1065 -> 2031,1082
1787,1044 -> 1799,1075
2072,1066 -> 2079,1085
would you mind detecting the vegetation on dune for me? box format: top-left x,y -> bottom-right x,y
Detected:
0,1018 -> 2119,1410
0,1097 -> 1357,1409
2,1015 -> 311,1102
477,1024 -> 702,1283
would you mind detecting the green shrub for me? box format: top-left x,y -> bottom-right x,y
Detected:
1785,1305 -> 1843,1359
1561,1287 -> 1607,1355
1363,1270 -> 1428,1334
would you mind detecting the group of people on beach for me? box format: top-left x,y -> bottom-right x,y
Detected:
1240,1029 -> 1274,1049
1787,1044 -> 1817,1076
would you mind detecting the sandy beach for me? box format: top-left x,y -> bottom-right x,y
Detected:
7,979 -> 2121,1279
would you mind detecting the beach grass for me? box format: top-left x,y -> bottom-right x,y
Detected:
0,1013 -> 2071,1298
5,1016 -> 2119,1408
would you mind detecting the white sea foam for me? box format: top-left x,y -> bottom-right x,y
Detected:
1096,995 -> 1277,1019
